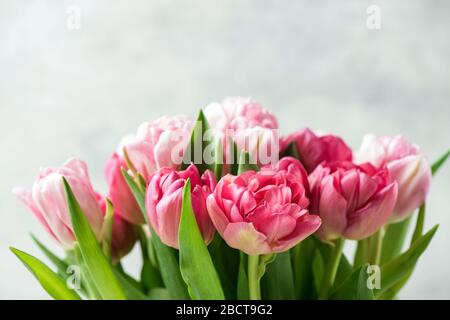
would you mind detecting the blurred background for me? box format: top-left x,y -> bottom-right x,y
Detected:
1,0 -> 449,299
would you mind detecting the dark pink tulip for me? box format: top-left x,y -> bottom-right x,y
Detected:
281,128 -> 353,173
13,159 -> 104,249
105,153 -> 144,225
356,134 -> 432,222
309,161 -> 398,241
207,157 -> 321,255
146,164 -> 216,249
97,194 -> 138,262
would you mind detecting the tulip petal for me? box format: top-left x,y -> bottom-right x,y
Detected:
274,213 -> 321,252
206,195 -> 231,236
223,222 -> 271,255
13,188 -> 60,243
316,176 -> 348,241
345,182 -> 398,240
388,155 -> 431,222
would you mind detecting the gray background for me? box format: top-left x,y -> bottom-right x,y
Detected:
1,0 -> 449,299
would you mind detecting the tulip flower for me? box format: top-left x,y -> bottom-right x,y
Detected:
204,97 -> 280,167
204,96 -> 279,131
281,128 -> 353,173
117,116 -> 193,181
105,153 -> 144,225
309,161 -> 398,241
356,134 -> 432,223
206,157 -> 321,255
96,194 -> 138,262
13,158 -> 104,249
146,164 -> 216,249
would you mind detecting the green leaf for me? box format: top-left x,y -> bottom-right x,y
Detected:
237,151 -> 259,175
431,149 -> 450,175
122,169 -> 190,299
330,264 -> 374,300
375,225 -> 438,298
148,288 -> 171,300
291,238 -> 317,299
380,203 -> 427,299
31,234 -> 69,280
100,198 -> 114,261
208,234 -> 239,299
261,252 -> 295,300
11,247 -> 81,300
280,141 -> 300,159
411,204 -> 426,245
73,244 -> 101,299
113,269 -> 149,300
63,178 -> 126,300
311,236 -> 352,287
213,137 -> 224,180
181,110 -> 214,174
229,139 -> 240,176
237,253 -> 249,300
353,238 -> 369,269
380,216 -> 412,264
312,249 -> 325,293
179,180 -> 225,300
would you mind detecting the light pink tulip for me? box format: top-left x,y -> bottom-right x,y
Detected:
281,128 -> 353,173
309,161 -> 398,241
207,157 -> 321,255
105,153 -> 144,225
118,116 -> 193,181
204,97 -> 280,167
145,164 -> 216,249
356,134 -> 432,222
204,96 -> 278,131
96,194 -> 138,262
13,158 -> 104,249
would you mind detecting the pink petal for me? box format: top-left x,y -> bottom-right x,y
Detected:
345,182 -> 398,240
223,222 -> 271,255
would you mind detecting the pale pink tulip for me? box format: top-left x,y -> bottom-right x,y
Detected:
356,134 -> 432,222
281,128 -> 353,173
309,161 -> 398,241
204,97 -> 280,167
13,159 -> 104,249
105,153 -> 144,225
145,164 -> 216,249
118,116 -> 193,181
207,157 -> 321,255
204,96 -> 279,131
97,194 -> 138,262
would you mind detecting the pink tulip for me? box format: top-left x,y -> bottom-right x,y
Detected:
105,153 -> 144,225
204,97 -> 280,167
309,161 -> 398,241
206,157 -> 321,255
13,158 -> 104,249
145,164 -> 216,249
356,134 -> 432,222
96,194 -> 138,262
204,96 -> 279,131
281,128 -> 353,173
118,116 -> 193,181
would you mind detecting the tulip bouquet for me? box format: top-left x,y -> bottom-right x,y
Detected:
11,97 -> 449,300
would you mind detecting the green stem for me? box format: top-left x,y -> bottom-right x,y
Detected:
369,230 -> 383,266
248,255 -> 261,300
319,238 -> 345,299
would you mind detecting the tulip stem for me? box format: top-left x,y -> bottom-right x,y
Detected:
319,238 -> 345,299
248,255 -> 261,300
369,230 -> 383,266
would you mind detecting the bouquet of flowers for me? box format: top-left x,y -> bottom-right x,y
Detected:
11,97 -> 448,300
